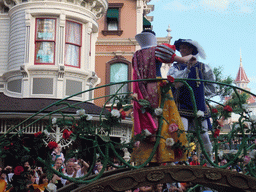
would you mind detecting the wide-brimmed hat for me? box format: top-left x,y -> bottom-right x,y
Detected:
135,30 -> 157,49
174,39 -> 206,59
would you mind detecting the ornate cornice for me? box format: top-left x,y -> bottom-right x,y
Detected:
96,38 -> 137,46
96,37 -> 170,46
3,0 -> 107,19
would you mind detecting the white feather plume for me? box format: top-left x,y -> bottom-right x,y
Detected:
188,40 -> 206,60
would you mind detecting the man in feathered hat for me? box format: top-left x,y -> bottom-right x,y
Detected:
167,39 -> 216,163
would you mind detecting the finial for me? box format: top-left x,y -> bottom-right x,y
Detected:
240,48 -> 243,67
166,24 -> 172,37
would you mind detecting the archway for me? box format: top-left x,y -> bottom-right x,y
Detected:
58,165 -> 256,192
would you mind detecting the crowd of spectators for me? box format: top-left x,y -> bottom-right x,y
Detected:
0,144 -> 90,192
0,142 -> 254,192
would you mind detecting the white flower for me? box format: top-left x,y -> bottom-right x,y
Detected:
52,117 -> 57,125
166,138 -> 175,147
144,129 -> 152,136
218,151 -> 224,159
111,109 -> 120,118
43,129 -> 50,136
86,115 -> 93,121
250,115 -> 256,123
76,109 -> 86,116
96,153 -> 100,159
197,110 -> 204,117
47,183 -> 57,192
249,150 -> 256,159
154,107 -> 163,116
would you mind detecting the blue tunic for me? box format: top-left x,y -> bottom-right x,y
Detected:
172,62 -> 210,119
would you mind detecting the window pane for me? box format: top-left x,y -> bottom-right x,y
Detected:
110,63 -> 128,82
66,21 -> 81,45
35,42 -> 54,63
65,44 -> 79,67
110,63 -> 128,96
36,19 -> 55,40
107,20 -> 118,30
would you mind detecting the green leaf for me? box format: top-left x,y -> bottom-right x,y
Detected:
138,99 -> 151,108
123,105 -> 133,111
140,107 -> 146,114
117,102 -> 123,110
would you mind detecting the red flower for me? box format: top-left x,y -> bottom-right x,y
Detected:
14,166 -> 24,175
4,146 -> 9,150
121,111 -> 126,120
4,143 -> 13,150
34,131 -> 42,138
63,129 -> 72,140
159,81 -> 167,87
72,123 -> 78,129
167,75 -> 175,83
224,105 -> 232,112
211,108 -> 218,114
213,129 -> 220,138
48,141 -> 58,149
174,148 -> 183,159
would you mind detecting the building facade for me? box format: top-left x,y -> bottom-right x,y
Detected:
0,0 -> 107,101
94,0 -> 171,107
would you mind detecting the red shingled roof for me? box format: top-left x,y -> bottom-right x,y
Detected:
234,63 -> 250,83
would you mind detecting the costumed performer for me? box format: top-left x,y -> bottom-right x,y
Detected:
167,39 -> 216,161
131,30 -> 194,164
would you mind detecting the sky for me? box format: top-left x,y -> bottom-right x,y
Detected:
148,0 -> 256,94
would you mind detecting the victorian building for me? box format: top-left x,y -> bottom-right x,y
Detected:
0,0 -> 108,166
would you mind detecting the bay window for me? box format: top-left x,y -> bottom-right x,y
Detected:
35,18 -> 56,64
64,20 -> 82,68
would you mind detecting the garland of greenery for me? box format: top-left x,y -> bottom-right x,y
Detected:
1,78 -> 256,191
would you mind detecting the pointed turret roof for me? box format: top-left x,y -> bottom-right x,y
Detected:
234,50 -> 250,83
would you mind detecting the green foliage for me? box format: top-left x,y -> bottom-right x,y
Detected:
226,92 -> 250,110
2,77 -> 256,190
211,66 -> 234,100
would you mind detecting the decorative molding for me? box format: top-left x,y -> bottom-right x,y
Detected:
96,38 -> 137,46
3,0 -> 15,9
102,30 -> 123,36
58,65 -> 65,79
96,37 -> 170,46
20,65 -> 28,78
7,0 -> 107,21
63,166 -> 256,192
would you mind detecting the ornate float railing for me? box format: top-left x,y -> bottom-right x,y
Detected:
1,77 -> 256,190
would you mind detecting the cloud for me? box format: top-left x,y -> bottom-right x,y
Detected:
161,0 -> 254,14
201,0 -> 230,10
164,0 -> 194,11
200,0 -> 255,13
240,5 -> 253,13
